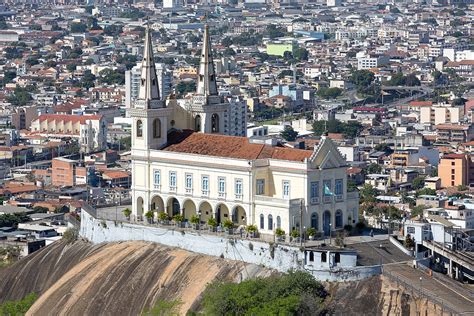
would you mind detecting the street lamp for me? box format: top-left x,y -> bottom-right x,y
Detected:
329,223 -> 332,246
419,277 -> 423,296
197,210 -> 202,229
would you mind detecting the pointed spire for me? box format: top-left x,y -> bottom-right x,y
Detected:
137,22 -> 162,107
196,24 -> 218,97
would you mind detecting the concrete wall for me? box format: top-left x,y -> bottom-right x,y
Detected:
389,235 -> 414,257
80,211 -> 381,282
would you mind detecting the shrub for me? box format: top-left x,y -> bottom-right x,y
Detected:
246,225 -> 258,233
200,271 -> 328,315
0,293 -> 38,315
355,221 -> 366,230
208,217 -> 217,227
158,211 -> 168,221
173,214 -> 184,223
122,208 -> 131,218
275,228 -> 286,237
291,229 -> 300,238
223,219 -> 234,229
344,224 -> 353,232
145,211 -> 154,220
190,215 -> 200,225
306,227 -> 317,237
63,228 -> 78,243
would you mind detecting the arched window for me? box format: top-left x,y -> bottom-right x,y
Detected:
335,210 -> 343,229
153,119 -> 161,138
259,214 -> 264,230
268,214 -> 273,230
211,113 -> 219,133
136,120 -> 143,137
311,213 -> 319,230
195,115 -> 201,132
276,216 -> 281,229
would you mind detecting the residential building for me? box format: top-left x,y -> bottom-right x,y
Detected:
438,154 -> 470,188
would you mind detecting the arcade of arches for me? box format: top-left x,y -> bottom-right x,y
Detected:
144,195 -> 247,226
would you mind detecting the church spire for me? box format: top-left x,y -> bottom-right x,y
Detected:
137,23 -> 162,107
196,24 -> 218,97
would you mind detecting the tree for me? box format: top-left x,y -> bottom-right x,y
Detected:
415,187 -> 436,197
365,163 -> 382,174
176,81 -> 196,97
4,47 -> 23,59
351,69 -> 375,88
70,22 -> 87,33
98,69 -> 125,85
360,184 -> 378,203
265,24 -> 286,39
117,54 -> 138,70
2,71 -> 16,86
221,37 -> 233,47
120,8 -> 145,20
404,234 -> 415,249
317,87 -> 342,99
411,205 -> 427,217
412,176 -> 425,190
374,143 -> 392,154
293,48 -> 308,61
405,73 -> 421,86
7,87 -> 33,106
223,47 -> 236,56
280,125 -> 298,141
0,17 -> 8,30
33,206 -> 49,213
79,70 -> 96,90
200,271 -> 327,315
103,24 -> 123,37
66,64 -> 77,72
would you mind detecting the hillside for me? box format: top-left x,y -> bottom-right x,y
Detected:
0,240 -> 455,315
0,240 -> 272,315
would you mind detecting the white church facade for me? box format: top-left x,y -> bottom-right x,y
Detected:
129,25 -> 359,238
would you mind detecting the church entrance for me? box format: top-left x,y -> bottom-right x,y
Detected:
323,210 -> 331,236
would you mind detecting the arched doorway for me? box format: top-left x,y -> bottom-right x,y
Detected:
194,115 -> 201,132
215,203 -> 229,224
232,205 -> 246,226
335,210 -> 343,229
198,201 -> 213,222
150,195 -> 165,213
166,197 -> 180,217
311,212 -> 319,231
136,197 -> 144,219
323,210 -> 331,236
183,199 -> 196,221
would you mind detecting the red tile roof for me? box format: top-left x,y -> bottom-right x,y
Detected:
164,130 -> 313,162
37,114 -> 102,124
409,101 -> 432,107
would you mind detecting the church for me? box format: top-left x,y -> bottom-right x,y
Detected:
129,25 -> 359,238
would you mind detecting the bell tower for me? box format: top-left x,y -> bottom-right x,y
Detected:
191,24 -> 228,135
129,24 -> 172,156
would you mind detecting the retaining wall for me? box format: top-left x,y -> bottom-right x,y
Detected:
80,211 -> 381,281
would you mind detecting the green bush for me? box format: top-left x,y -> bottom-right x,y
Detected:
122,208 -> 131,218
145,211 -> 154,220
207,217 -> 217,228
246,224 -> 258,233
200,271 -> 327,315
306,227 -> 317,237
276,228 -> 286,237
63,228 -> 78,243
223,219 -> 234,229
158,211 -> 168,221
291,229 -> 300,238
0,293 -> 38,315
190,215 -> 200,225
173,214 -> 184,223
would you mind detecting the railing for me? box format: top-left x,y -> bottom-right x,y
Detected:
310,197 -> 319,204
382,269 -> 458,315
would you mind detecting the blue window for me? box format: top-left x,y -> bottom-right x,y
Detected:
153,170 -> 160,185
310,182 -> 319,198
169,171 -> 176,187
335,179 -> 343,196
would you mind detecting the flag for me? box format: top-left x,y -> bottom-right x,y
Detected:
324,184 -> 334,196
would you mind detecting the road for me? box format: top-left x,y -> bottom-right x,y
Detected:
384,263 -> 474,315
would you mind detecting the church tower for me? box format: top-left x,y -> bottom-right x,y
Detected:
129,25 -> 172,155
191,24 -> 228,134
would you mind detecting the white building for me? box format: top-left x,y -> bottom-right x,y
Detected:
357,55 -> 389,70
30,114 -> 107,153
129,25 -> 359,239
125,63 -> 171,109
